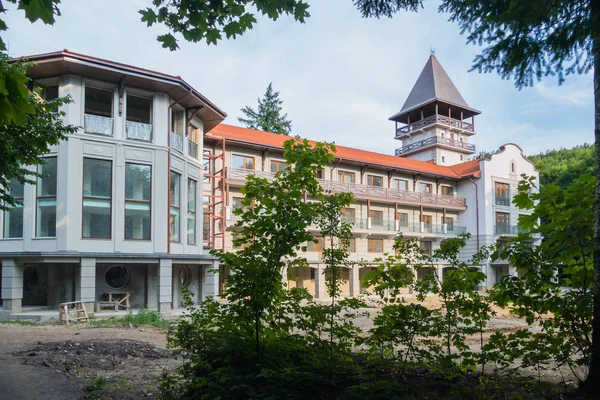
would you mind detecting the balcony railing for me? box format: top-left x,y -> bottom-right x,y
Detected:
495,196 -> 511,206
126,121 -> 153,142
395,136 -> 476,156
170,132 -> 183,152
495,224 -> 521,235
84,114 -> 113,136
226,168 -> 467,209
189,141 -> 199,159
395,114 -> 475,137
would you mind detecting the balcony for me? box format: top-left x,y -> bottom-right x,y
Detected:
395,136 -> 476,156
495,225 -> 521,235
395,114 -> 475,138
188,141 -> 199,159
84,114 -> 113,136
126,121 -> 153,142
495,196 -> 511,206
170,132 -> 183,152
226,168 -> 467,210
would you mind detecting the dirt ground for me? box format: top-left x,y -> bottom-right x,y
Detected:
0,323 -> 177,399
0,296 -> 574,399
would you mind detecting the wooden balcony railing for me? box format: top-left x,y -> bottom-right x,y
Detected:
226,168 -> 467,209
395,136 -> 476,156
395,114 -> 475,137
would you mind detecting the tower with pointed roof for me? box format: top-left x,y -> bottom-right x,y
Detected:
390,55 -> 480,166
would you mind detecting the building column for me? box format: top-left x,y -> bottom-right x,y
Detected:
349,267 -> 360,296
436,265 -> 444,285
147,264 -> 158,310
315,264 -> 327,299
1,260 -> 23,314
79,258 -> 96,313
159,259 -> 173,313
202,261 -> 220,300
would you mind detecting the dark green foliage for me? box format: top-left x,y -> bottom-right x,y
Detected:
238,83 -> 292,135
0,78 -> 77,209
140,0 -> 310,49
528,144 -> 595,188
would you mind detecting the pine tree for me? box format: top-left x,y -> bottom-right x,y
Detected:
238,83 -> 292,135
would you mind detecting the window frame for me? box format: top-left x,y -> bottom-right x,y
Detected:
125,93 -> 152,124
369,209 -> 384,226
124,163 -> 152,241
367,174 -> 383,187
187,178 -> 197,245
397,212 -> 409,227
338,170 -> 356,184
419,182 -> 433,194
441,186 -> 455,196
392,178 -> 409,191
36,157 -> 58,238
367,238 -> 383,253
495,211 -> 510,234
3,179 -> 25,239
84,86 -> 114,118
82,158 -> 113,239
270,160 -> 287,173
232,154 -> 255,170
495,182 -> 510,206
170,171 -> 182,243
307,236 -> 325,252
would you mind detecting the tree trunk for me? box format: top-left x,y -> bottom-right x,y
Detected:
583,0 -> 600,394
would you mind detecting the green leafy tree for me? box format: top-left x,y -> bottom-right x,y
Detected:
238,83 -> 292,135
528,144 -> 595,188
354,0 -> 600,393
0,82 -> 76,209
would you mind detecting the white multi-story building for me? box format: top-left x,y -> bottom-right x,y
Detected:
0,51 -> 538,317
0,50 -> 226,316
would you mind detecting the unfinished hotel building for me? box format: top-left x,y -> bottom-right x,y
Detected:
0,51 -> 538,317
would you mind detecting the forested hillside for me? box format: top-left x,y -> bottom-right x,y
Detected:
527,144 -> 595,188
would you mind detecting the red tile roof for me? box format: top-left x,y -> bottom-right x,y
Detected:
207,124 -> 482,179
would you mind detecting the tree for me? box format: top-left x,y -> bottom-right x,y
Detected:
354,0 -> 600,393
238,83 -> 292,135
528,144 -> 595,188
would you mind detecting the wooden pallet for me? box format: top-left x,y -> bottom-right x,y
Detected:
59,301 -> 89,325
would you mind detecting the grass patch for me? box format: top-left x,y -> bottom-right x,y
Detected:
0,319 -> 45,326
83,376 -> 107,400
88,309 -> 173,329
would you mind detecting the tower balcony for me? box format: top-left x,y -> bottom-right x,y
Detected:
395,136 -> 476,156
395,114 -> 475,138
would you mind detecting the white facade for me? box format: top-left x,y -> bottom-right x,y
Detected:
0,51 -> 225,316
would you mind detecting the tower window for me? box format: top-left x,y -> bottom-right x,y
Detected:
511,161 -> 516,173
441,156 -> 445,163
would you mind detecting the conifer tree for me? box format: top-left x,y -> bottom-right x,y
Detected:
238,83 -> 292,135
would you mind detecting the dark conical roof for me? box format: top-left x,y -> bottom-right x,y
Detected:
389,55 -> 480,121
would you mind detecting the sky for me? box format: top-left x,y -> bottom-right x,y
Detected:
3,0 -> 595,157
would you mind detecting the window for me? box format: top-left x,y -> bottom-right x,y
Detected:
392,179 -> 409,191
441,156 -> 445,163
420,241 -> 432,255
270,160 -> 287,173
495,182 -> 510,206
316,169 -> 325,179
203,150 -> 212,184
126,94 -> 151,124
367,175 -> 383,187
85,87 -> 113,117
36,157 -> 57,237
338,170 -> 355,184
203,195 -> 210,246
441,186 -> 454,196
41,85 -> 59,112
171,109 -> 185,135
188,126 -> 200,159
105,265 -> 131,290
341,207 -> 355,223
495,212 -> 510,234
307,236 -> 325,252
82,158 -> 112,239
446,216 -> 454,231
3,179 -> 24,238
124,163 -> 151,240
188,179 -> 197,245
368,238 -> 383,253
170,171 -> 181,243
370,210 -> 383,226
511,161 -> 516,174
397,212 -> 409,227
422,215 -> 433,232
419,183 -> 432,193
232,154 -> 255,170
460,155 -> 464,161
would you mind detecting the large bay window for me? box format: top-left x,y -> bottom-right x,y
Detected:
125,163 -> 151,240
82,158 -> 112,238
188,179 -> 197,245
84,87 -> 114,136
170,171 -> 181,242
36,157 -> 57,237
126,94 -> 153,142
3,179 -> 24,238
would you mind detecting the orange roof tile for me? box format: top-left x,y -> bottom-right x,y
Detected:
207,124 -> 481,179
448,159 -> 482,178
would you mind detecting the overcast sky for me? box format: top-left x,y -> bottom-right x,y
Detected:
3,0 -> 594,156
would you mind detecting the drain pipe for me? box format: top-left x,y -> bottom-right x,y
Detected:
167,89 -> 192,254
468,178 -> 480,251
